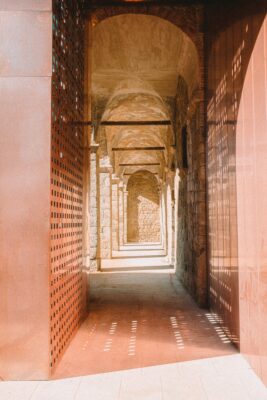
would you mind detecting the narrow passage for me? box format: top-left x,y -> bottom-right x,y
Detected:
54,271 -> 235,379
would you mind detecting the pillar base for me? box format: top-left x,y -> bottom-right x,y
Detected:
89,259 -> 99,272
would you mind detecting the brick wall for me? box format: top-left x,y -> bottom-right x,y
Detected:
50,0 -> 86,371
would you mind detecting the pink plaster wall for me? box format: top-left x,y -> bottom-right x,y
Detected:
236,15 -> 267,385
0,1 -> 52,380
207,4 -> 267,385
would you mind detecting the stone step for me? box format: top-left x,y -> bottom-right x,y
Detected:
119,243 -> 164,251
101,264 -> 173,272
100,256 -> 173,272
112,249 -> 166,258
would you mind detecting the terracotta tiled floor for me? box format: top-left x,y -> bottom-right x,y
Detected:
1,273 -> 267,399
53,271 -> 236,379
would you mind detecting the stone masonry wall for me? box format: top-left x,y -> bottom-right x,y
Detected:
90,4 -> 207,306
127,171 -> 160,243
99,168 -> 112,258
175,74 -> 207,307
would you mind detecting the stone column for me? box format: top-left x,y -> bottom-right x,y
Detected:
166,184 -> 172,263
99,165 -> 113,260
89,143 -> 99,271
174,169 -> 180,266
161,182 -> 168,252
111,175 -> 120,252
159,183 -> 164,247
118,182 -> 124,247
166,169 -> 175,265
123,186 -> 129,244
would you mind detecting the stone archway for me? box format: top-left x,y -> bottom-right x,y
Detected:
127,170 -> 160,243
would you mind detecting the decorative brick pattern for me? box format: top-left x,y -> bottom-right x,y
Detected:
50,0 -> 86,371
206,3 -> 266,346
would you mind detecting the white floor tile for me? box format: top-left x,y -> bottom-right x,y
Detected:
119,368 -> 162,400
238,368 -> 267,400
0,355 -> 266,400
31,378 -> 81,400
0,381 -> 38,400
76,371 -> 122,400
201,373 -> 251,400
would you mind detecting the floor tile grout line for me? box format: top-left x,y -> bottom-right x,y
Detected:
160,375 -> 164,400
73,377 -> 83,400
28,381 -> 41,400
1,355 -> 267,399
117,372 -> 123,400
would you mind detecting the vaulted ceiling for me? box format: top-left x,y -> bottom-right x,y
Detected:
92,14 -> 199,178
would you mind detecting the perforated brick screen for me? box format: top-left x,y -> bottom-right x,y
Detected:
50,0 -> 85,370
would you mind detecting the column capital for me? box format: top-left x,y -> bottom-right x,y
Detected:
112,174 -> 120,184
89,143 -> 99,153
168,170 -> 176,179
99,165 -> 113,173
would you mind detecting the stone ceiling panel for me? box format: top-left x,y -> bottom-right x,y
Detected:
92,14 -> 199,101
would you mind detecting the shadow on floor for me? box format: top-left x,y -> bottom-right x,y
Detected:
53,271 -> 236,379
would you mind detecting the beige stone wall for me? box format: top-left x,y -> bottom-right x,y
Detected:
175,74 -> 207,307
90,8 -> 207,306
89,147 -> 99,271
127,171 -> 160,243
111,177 -> 120,251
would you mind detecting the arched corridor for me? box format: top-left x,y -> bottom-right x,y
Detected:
1,1 -> 267,398
127,171 -> 161,243
88,12 -> 203,282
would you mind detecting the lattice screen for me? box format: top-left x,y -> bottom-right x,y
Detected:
207,28 -> 241,345
50,0 -> 85,370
